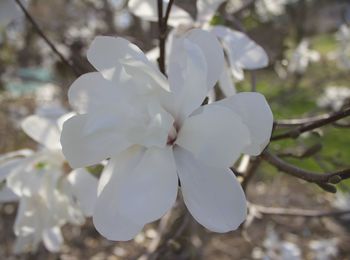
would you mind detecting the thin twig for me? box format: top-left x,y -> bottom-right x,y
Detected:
271,107 -> 350,141
261,150 -> 350,192
157,0 -> 174,75
15,0 -> 80,76
250,203 -> 350,218
275,113 -> 331,127
241,157 -> 262,191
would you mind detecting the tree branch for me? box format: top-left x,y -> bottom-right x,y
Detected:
15,0 -> 80,77
261,150 -> 350,192
157,0 -> 174,75
250,203 -> 350,218
271,107 -> 350,141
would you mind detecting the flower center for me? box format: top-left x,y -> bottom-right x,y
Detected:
167,123 -> 178,146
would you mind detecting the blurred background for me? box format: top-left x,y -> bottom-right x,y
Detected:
0,0 -> 350,259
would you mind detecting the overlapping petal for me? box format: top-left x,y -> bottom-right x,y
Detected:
215,92 -> 273,155
94,146 -> 178,240
176,104 -> 250,168
219,63 -> 237,96
212,26 -> 268,70
67,168 -> 98,216
186,29 -> 225,90
42,227 -> 63,253
87,36 -> 169,93
167,36 -> 208,122
174,146 -> 247,232
60,114 -> 131,168
21,115 -> 61,150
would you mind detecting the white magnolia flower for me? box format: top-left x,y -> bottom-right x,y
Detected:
0,112 -> 98,253
317,86 -> 350,111
128,0 -> 268,97
288,39 -> 320,74
60,29 -> 273,241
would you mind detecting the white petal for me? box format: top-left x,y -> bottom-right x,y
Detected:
67,168 -> 98,216
167,36 -> 208,123
87,36 -> 168,93
42,227 -> 63,252
196,0 -> 226,24
68,72 -> 136,113
128,0 -> 193,27
186,29 -> 225,90
215,92 -> 273,155
93,146 -> 178,240
212,26 -> 269,70
21,115 -> 61,149
176,104 -> 250,168
219,63 -> 237,97
0,157 -> 25,182
60,114 -> 131,168
174,146 -> 247,232
0,149 -> 32,164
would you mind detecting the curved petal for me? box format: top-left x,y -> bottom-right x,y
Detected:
42,227 -> 63,252
176,104 -> 250,168
67,168 -> 98,216
215,92 -> 273,155
86,36 -> 168,92
68,72 -> 122,113
174,146 -> 247,232
128,0 -> 193,27
219,63 -> 236,97
0,157 -> 26,182
95,146 -> 178,235
21,115 -> 61,149
212,26 -> 268,70
60,114 -> 131,168
186,29 -> 225,90
0,149 -> 32,164
167,36 -> 208,123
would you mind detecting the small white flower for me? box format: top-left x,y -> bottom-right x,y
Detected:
255,0 -> 288,21
288,39 -> 320,74
60,29 -> 273,241
333,24 -> 350,70
317,86 -> 350,111
0,112 -> 98,253
128,0 -> 268,97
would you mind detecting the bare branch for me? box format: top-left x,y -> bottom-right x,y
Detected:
15,0 -> 80,77
157,0 -> 174,75
250,203 -> 350,218
275,113 -> 332,127
271,107 -> 350,141
261,150 -> 350,192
